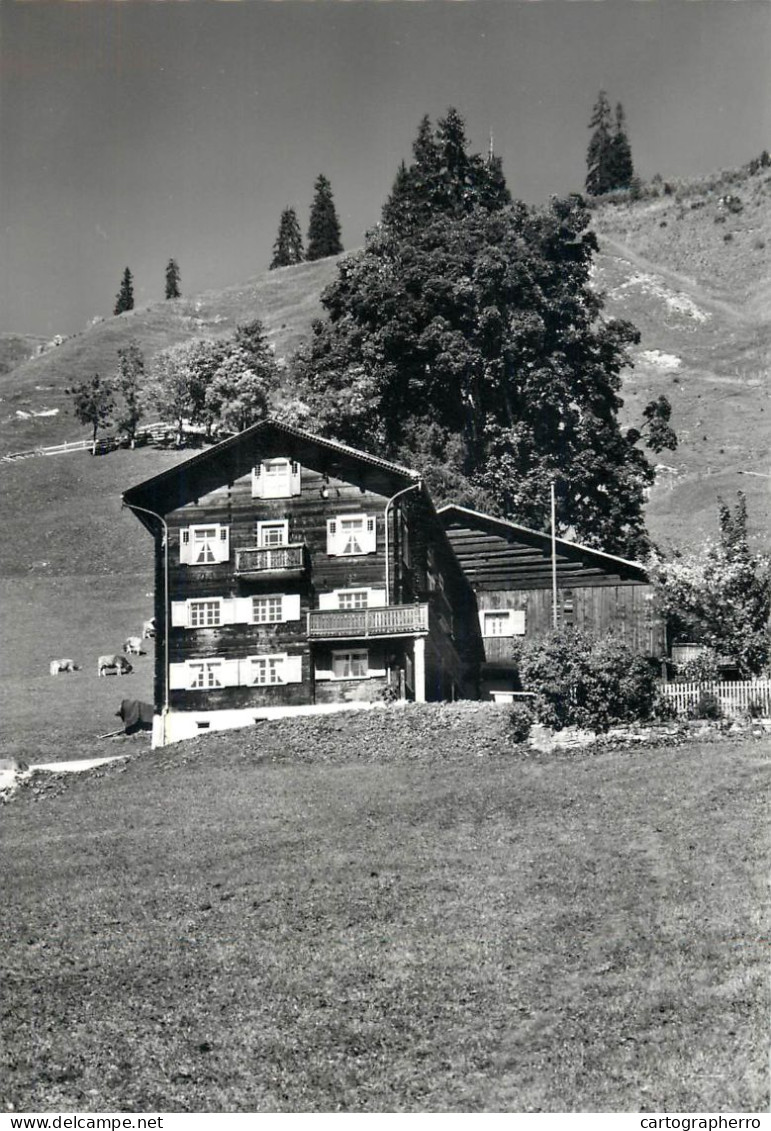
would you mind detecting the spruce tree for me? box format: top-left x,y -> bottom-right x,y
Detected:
382,109 -> 510,236
585,91 -> 614,196
165,258 -> 181,300
114,267 -> 134,315
306,175 -> 343,261
609,103 -> 634,190
270,207 -> 305,269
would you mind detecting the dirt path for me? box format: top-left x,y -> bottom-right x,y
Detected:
596,233 -> 755,325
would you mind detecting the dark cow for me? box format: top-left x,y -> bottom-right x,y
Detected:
98,654 -> 133,677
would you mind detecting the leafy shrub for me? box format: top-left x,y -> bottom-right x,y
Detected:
517,629 -> 658,733
651,690 -> 678,722
688,691 -> 722,720
509,702 -> 534,743
676,647 -> 721,683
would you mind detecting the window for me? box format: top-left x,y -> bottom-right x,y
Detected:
327,515 -> 376,556
252,459 -> 301,499
188,660 -> 223,689
332,649 -> 368,679
252,595 -> 284,624
483,612 -> 510,637
480,609 -> 526,638
338,589 -> 369,610
189,600 -> 221,628
180,524 -> 229,565
257,520 -> 288,548
251,656 -> 284,685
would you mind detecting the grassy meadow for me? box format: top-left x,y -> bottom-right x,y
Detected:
1,715 -> 768,1113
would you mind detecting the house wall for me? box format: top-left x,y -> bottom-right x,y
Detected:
477,581 -> 665,663
152,453 -> 469,714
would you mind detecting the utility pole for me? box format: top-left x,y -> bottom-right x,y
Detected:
551,480 -> 558,630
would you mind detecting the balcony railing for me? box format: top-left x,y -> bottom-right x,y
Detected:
235,543 -> 306,577
308,603 -> 429,639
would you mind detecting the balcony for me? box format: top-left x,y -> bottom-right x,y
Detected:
308,603 -> 429,640
235,543 -> 307,578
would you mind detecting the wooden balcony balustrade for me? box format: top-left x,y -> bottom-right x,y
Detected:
235,543 -> 307,577
307,603 -> 430,639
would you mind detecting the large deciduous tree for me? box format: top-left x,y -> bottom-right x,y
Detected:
306,175 -> 343,261
147,339 -> 223,445
270,208 -> 304,269
114,267 -> 135,315
66,374 -> 115,453
290,192 -> 667,557
651,494 -> 771,676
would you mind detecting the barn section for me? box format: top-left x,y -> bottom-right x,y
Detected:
439,505 -> 665,701
123,420 -> 482,744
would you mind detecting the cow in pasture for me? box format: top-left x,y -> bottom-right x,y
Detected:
49,658 -> 80,676
123,636 -> 144,656
142,618 -> 156,640
97,654 -> 133,677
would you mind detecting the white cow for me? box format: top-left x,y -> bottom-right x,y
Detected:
98,654 -> 133,677
142,618 -> 156,640
123,636 -> 144,655
49,658 -> 80,676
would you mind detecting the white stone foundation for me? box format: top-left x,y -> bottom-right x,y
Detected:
151,700 -> 386,748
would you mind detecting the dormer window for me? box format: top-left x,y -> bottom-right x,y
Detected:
252,459 -> 301,499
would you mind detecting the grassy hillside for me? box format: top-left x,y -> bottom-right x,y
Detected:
0,257 -> 339,453
1,710 -> 768,1111
0,333 -> 45,377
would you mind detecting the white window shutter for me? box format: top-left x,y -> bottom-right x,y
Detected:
326,519 -> 338,555
368,588 -> 387,607
221,659 -> 240,687
252,465 -> 264,499
170,602 -> 188,628
169,663 -> 188,690
364,516 -> 377,553
318,591 -> 337,611
220,598 -> 236,626
216,526 -> 230,562
234,597 -> 253,624
282,594 -> 301,621
512,610 -> 526,636
179,529 -> 191,565
479,610 -> 490,635
290,461 -> 302,496
283,654 -> 303,684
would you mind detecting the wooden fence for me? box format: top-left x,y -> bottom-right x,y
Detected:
659,679 -> 771,718
1,422 -> 173,463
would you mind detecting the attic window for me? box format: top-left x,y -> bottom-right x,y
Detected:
252,459 -> 301,499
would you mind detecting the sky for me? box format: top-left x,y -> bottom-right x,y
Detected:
1,1 -> 769,337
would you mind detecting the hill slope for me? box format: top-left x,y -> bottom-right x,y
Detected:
0,257 -> 340,453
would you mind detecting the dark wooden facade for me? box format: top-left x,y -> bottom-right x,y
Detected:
124,422 -> 481,735
439,505 -> 665,697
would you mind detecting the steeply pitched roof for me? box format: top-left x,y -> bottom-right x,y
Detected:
123,418 -> 419,519
439,504 -> 649,588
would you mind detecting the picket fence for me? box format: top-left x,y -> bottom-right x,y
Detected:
1,422 -> 173,463
659,679 -> 771,718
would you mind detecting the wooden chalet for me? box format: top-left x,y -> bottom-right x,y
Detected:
439,505 -> 665,701
123,421 -> 482,744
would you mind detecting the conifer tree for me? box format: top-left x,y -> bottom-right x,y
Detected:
270,207 -> 305,269
382,109 -> 510,236
165,258 -> 181,300
306,175 -> 343,261
585,91 -> 614,196
114,267 -> 135,315
609,103 -> 634,191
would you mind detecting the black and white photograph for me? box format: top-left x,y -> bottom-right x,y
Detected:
1,0 -> 769,1116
